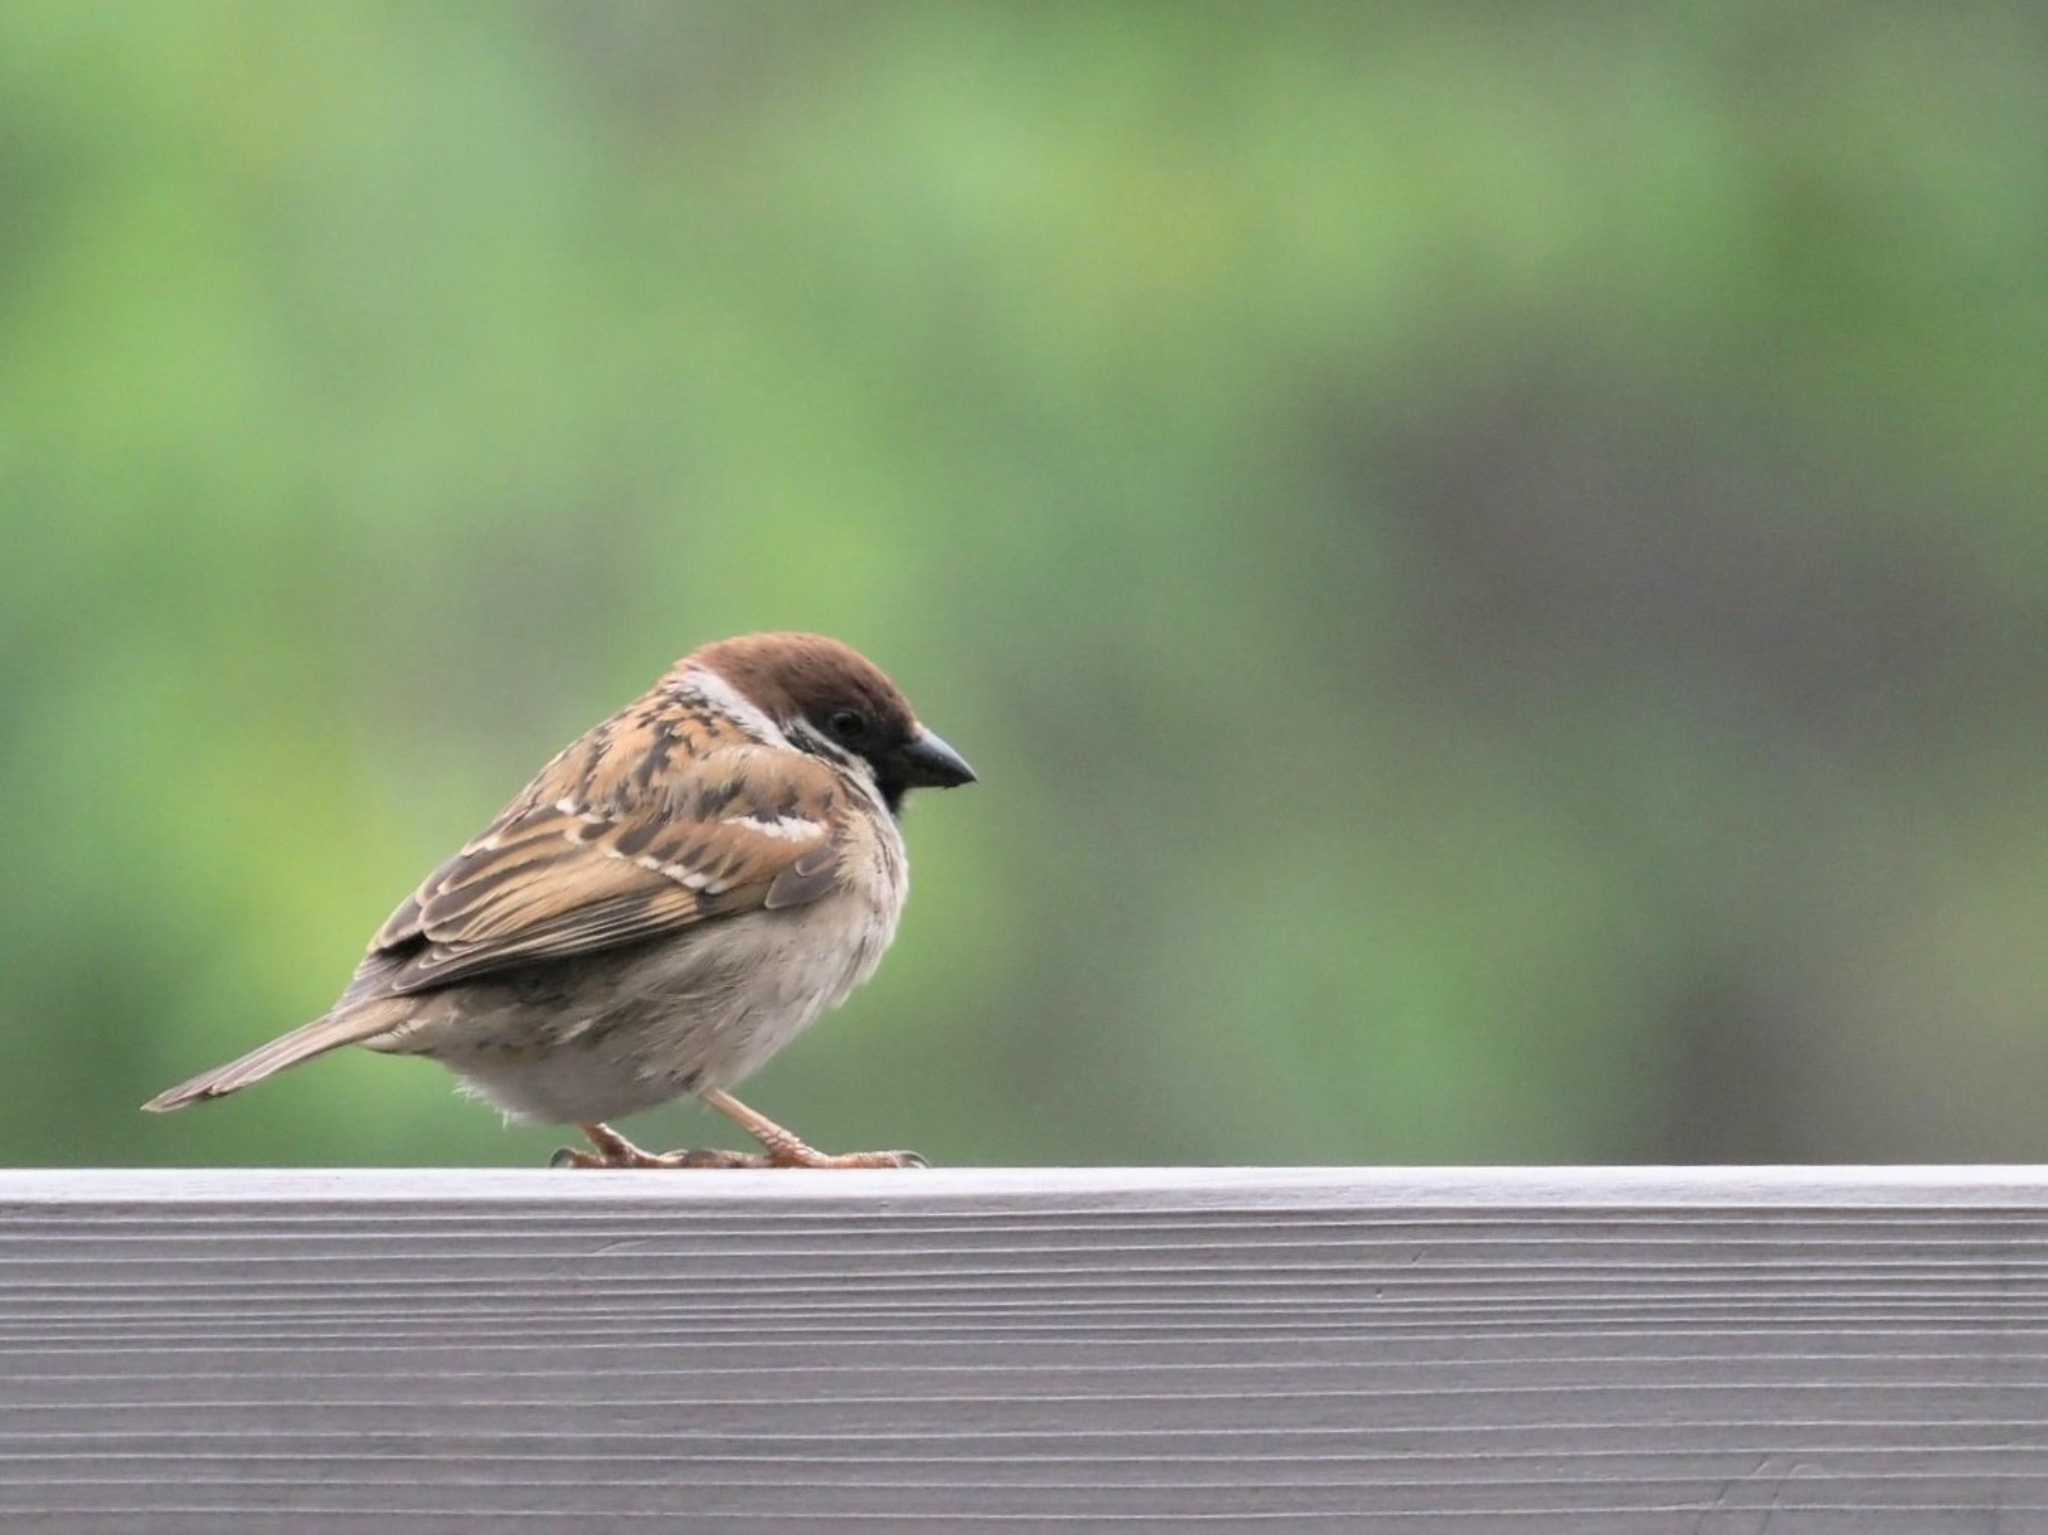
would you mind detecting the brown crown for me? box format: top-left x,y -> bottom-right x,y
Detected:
688,632 -> 918,735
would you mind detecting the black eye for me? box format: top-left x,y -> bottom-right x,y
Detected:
828,709 -> 870,742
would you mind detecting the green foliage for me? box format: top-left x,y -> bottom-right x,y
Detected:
4,3 -> 2045,1166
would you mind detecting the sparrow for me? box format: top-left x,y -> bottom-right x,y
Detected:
144,633 -> 976,1169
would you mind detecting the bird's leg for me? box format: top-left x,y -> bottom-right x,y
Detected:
549,1121 -> 770,1170
549,1105 -> 926,1171
700,1089 -> 928,1169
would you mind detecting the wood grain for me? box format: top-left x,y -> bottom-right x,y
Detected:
2,1168 -> 2046,1532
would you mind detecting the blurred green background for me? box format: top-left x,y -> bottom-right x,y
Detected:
4,2 -> 2045,1168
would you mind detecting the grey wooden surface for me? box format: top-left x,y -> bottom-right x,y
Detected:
3,1167 -> 2047,1533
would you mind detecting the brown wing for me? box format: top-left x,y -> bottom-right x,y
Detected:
356,738 -> 848,999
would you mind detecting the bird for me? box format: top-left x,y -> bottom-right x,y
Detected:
144,632 -> 976,1169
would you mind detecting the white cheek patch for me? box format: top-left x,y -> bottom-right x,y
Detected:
786,718 -> 857,769
683,664 -> 792,748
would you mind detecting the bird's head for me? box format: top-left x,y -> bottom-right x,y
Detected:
691,632 -> 976,816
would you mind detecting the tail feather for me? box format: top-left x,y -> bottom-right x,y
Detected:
142,1011 -> 391,1113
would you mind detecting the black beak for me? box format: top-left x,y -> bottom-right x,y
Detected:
899,727 -> 976,789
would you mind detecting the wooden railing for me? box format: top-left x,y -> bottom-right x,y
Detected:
3,1167 -> 2044,1531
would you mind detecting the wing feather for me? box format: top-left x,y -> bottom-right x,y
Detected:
357,739 -> 846,999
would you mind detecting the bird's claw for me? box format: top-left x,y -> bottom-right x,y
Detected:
549,1143 -> 929,1170
846,1150 -> 928,1169
549,1143 -> 760,1170
767,1147 -> 929,1169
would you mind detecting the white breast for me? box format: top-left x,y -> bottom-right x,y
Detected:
716,803 -> 907,1082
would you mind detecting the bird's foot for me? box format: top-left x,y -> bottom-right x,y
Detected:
550,1122 -> 755,1169
764,1145 -> 928,1169
697,1087 -> 928,1168
549,1143 -> 772,1169
734,1114 -> 925,1168
550,1121 -> 925,1170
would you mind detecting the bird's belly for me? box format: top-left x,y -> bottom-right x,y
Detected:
415,893 -> 901,1126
